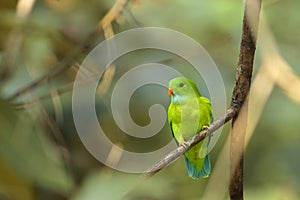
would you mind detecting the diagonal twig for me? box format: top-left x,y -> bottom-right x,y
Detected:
144,108 -> 237,176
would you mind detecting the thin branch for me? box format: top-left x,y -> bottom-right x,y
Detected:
7,58 -> 75,101
85,0 -> 129,47
98,0 -> 128,29
13,82 -> 74,109
144,107 -> 237,176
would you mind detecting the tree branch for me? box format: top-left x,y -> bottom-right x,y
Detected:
7,58 -> 74,102
229,0 -> 261,199
144,107 -> 237,176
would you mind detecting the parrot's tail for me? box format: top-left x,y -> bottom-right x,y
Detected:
184,155 -> 211,179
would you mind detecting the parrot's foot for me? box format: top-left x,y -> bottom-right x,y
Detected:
179,141 -> 188,148
202,125 -> 209,130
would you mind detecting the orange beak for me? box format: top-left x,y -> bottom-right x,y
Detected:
168,87 -> 173,96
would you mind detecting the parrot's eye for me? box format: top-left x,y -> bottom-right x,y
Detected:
179,82 -> 184,87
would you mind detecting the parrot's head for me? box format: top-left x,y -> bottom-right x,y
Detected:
168,77 -> 201,103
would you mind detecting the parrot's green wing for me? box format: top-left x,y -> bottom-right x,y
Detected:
168,77 -> 213,179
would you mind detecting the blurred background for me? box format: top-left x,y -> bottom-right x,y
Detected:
0,0 -> 300,199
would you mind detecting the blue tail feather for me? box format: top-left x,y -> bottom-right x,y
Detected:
184,155 -> 211,179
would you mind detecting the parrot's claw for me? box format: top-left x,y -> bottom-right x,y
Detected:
202,125 -> 209,130
179,141 -> 188,148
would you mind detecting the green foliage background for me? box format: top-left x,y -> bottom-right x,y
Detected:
0,0 -> 300,199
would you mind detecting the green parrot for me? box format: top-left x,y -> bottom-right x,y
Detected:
167,77 -> 213,179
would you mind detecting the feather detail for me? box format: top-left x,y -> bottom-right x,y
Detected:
184,155 -> 211,179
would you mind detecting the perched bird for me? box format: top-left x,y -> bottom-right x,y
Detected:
167,77 -> 213,179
